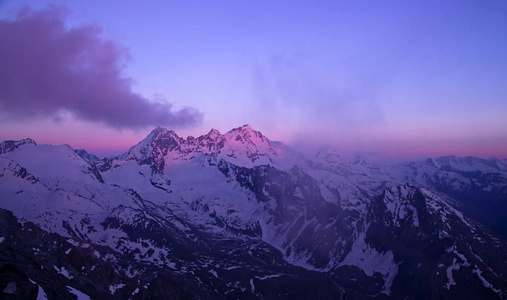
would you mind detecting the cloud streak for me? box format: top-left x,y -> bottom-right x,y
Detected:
251,52 -> 384,140
0,7 -> 201,129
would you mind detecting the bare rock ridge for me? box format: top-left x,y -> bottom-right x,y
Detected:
0,138 -> 36,155
117,124 -> 278,173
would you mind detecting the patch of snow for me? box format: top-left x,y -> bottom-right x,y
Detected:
54,266 -> 73,279
255,274 -> 283,280
383,187 -> 420,227
339,229 -> 398,295
453,209 -> 472,228
453,250 -> 470,266
250,279 -> 255,293
0,237 -> 4,243
293,187 -> 304,198
29,279 -> 48,300
65,248 -> 72,254
132,287 -> 140,296
67,239 -> 80,246
445,258 -> 459,289
472,267 -> 501,294
209,269 -> 218,278
66,286 -> 91,300
109,283 -> 126,295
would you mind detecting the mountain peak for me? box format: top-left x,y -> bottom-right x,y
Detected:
227,124 -> 257,134
225,124 -> 268,141
0,138 -> 37,155
226,124 -> 267,142
118,125 -> 281,170
205,128 -> 222,140
150,126 -> 177,138
433,155 -> 502,172
314,147 -> 341,164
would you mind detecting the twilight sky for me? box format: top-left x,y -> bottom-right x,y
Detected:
1,1 -> 506,159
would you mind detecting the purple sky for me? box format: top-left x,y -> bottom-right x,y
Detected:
1,1 -> 506,159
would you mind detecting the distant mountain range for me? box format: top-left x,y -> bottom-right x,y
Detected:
1,125 -> 506,299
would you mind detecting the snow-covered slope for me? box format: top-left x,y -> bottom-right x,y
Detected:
0,127 -> 506,299
395,155 -> 507,237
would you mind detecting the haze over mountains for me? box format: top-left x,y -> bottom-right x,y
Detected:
0,125 -> 506,299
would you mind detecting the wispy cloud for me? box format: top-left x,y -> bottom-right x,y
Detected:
252,52 -> 385,147
0,7 -> 202,129
253,52 -> 384,126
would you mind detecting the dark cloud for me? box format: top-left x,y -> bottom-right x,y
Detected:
0,7 -> 202,128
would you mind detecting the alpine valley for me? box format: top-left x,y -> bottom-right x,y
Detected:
0,125 -> 506,299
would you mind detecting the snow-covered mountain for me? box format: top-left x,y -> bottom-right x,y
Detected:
116,125 -> 299,171
394,156 -> 507,237
0,125 -> 506,299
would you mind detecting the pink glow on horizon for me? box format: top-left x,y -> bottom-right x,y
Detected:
1,3 -> 506,160
1,119 -> 506,160
0,119 -> 146,157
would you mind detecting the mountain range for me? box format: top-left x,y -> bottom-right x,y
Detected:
0,125 -> 506,299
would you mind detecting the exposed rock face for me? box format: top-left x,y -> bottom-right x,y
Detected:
0,138 -> 36,155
